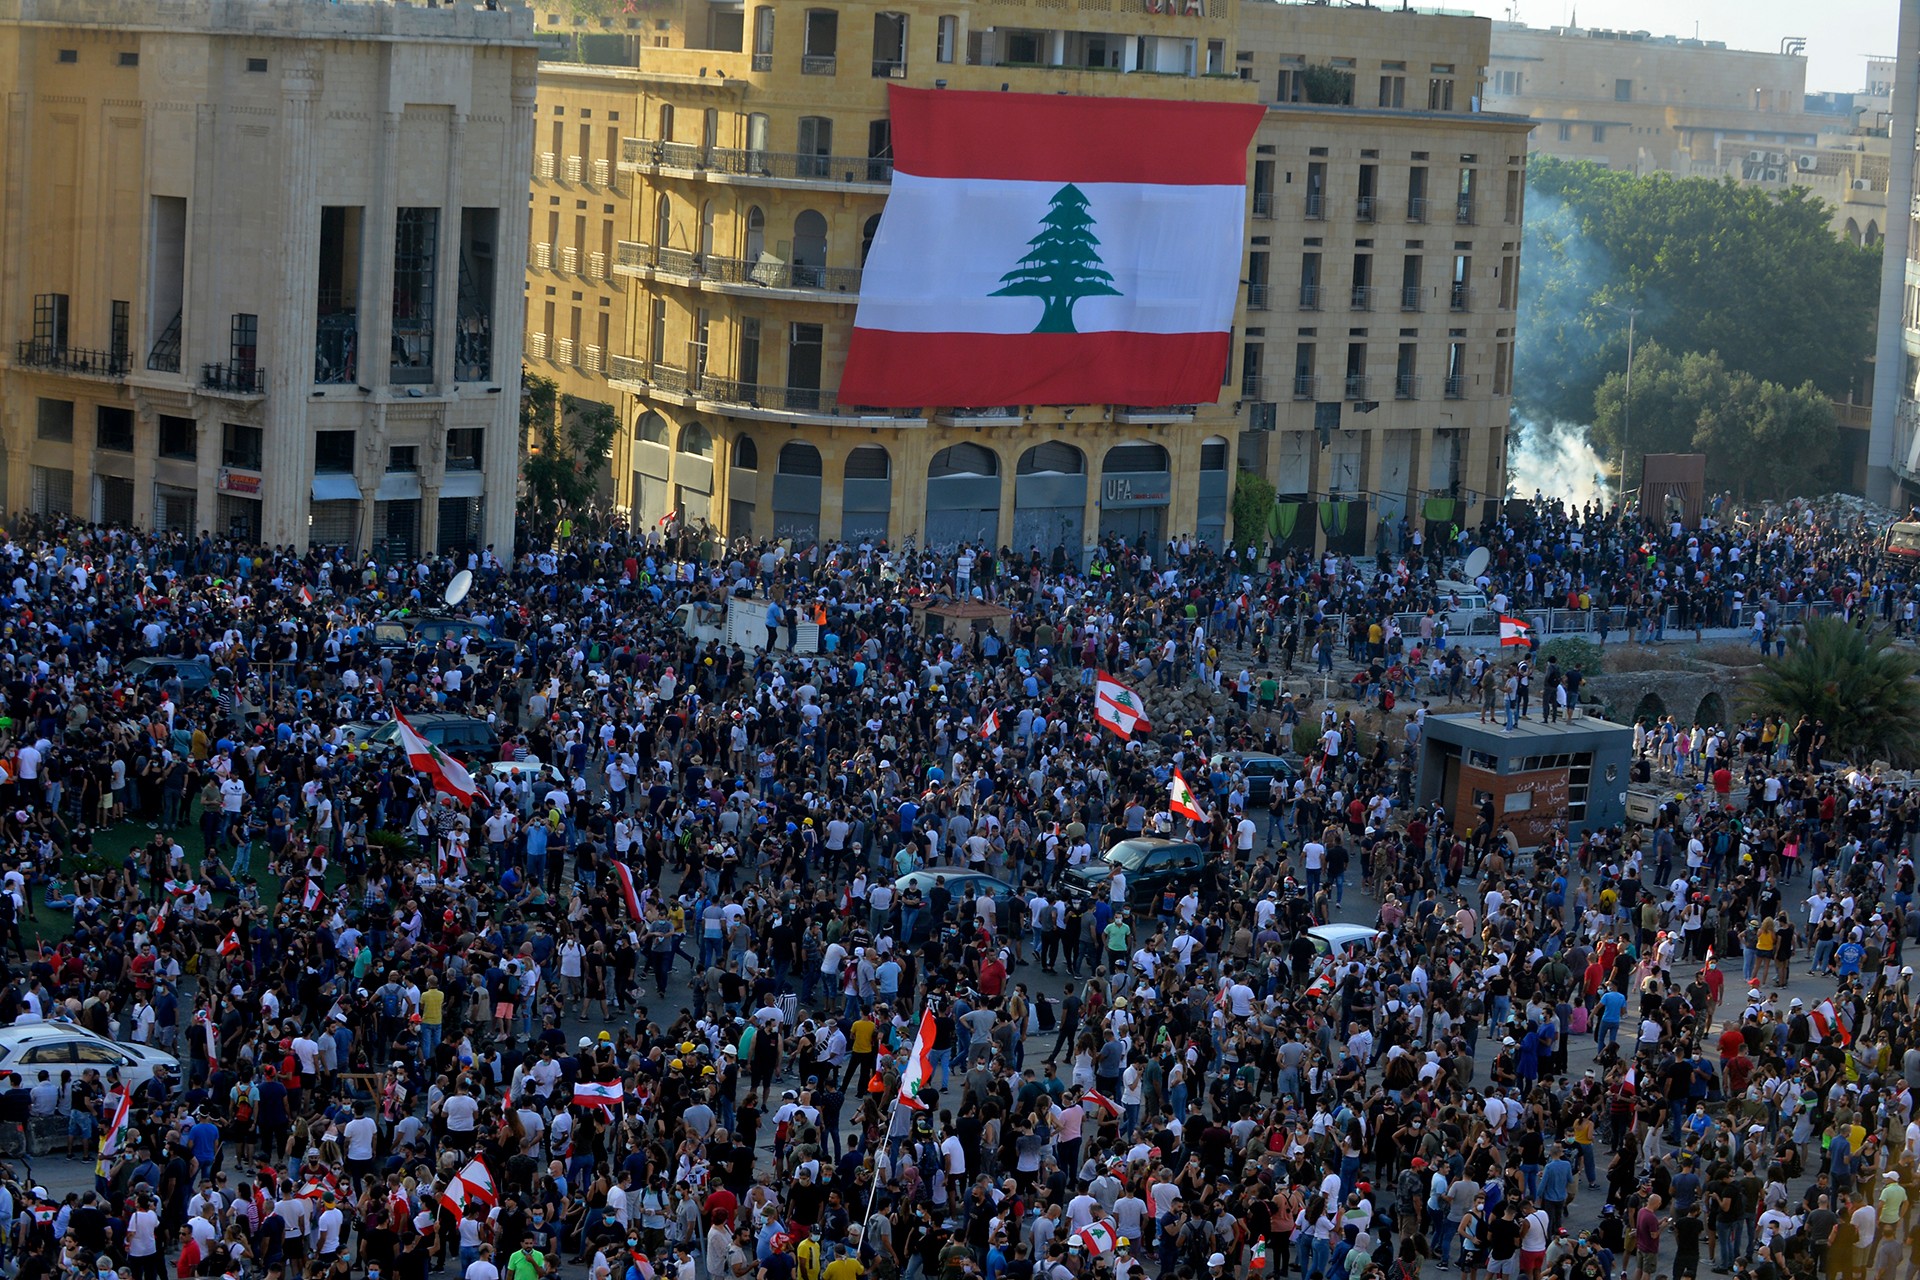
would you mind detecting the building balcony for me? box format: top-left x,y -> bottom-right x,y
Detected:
201,363 -> 265,396
1240,376 -> 1271,401
1349,285 -> 1373,311
751,52 -> 773,71
1246,282 -> 1269,311
871,58 -> 906,78
1356,194 -> 1376,222
1450,284 -> 1473,312
614,241 -> 861,300
609,356 -> 921,424
619,138 -> 707,173
1305,193 -> 1325,219
1252,191 -> 1274,220
1407,196 -> 1427,222
1115,405 -> 1197,423
1401,285 -> 1422,311
1444,374 -> 1466,399
1292,374 -> 1318,400
15,341 -> 128,378
933,407 -> 1021,426
1299,284 -> 1321,311
1396,372 -> 1421,399
1456,197 -> 1475,225
706,146 -> 893,189
1344,373 -> 1370,400
801,54 -> 837,75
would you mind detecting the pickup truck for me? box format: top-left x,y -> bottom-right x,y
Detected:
671,598 -> 820,655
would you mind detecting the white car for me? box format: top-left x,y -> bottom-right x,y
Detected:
0,1022 -> 179,1091
486,759 -> 568,790
1304,924 -> 1382,998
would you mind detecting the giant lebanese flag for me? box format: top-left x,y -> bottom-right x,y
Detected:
897,1005 -> 938,1111
839,87 -> 1264,408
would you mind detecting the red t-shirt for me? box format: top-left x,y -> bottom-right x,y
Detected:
1718,1027 -> 1746,1059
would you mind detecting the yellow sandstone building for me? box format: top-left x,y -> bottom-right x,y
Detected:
0,0 -> 537,555
528,0 -> 1533,556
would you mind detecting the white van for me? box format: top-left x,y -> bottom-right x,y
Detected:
1434,579 -> 1492,634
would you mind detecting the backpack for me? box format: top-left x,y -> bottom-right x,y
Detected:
381,985 -> 401,1019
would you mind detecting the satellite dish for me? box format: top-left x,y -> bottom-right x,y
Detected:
1463,547 -> 1490,580
444,569 -> 474,608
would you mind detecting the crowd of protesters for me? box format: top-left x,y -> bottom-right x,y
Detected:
0,489 -> 1908,1280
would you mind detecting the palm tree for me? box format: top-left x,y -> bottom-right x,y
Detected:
1740,616 -> 1920,766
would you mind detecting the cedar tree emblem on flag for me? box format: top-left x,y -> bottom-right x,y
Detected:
990,184 -> 1120,334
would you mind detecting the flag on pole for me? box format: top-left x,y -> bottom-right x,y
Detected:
897,1006 -> 938,1111
838,87 -> 1264,409
1811,998 -> 1852,1046
1498,615 -> 1532,647
1250,1241 -> 1269,1272
218,930 -> 242,957
298,585 -> 315,607
1093,672 -> 1150,740
1072,1223 -> 1119,1257
572,1080 -> 625,1109
94,1086 -> 131,1176
657,509 -> 679,529
391,709 -> 482,805
609,860 -> 644,923
150,898 -> 170,937
301,880 -> 324,912
1082,1087 -> 1121,1119
196,1010 -> 220,1067
979,708 -> 999,739
437,1158 -> 499,1213
1168,770 -> 1209,822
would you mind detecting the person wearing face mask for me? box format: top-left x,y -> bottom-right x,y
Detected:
463,1244 -> 499,1280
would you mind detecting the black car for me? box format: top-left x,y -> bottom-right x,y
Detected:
1062,837 -> 1208,911
1212,751 -> 1298,807
349,713 -> 500,763
370,614 -> 516,655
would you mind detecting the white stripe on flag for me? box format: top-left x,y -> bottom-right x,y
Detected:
856,175 -> 1245,336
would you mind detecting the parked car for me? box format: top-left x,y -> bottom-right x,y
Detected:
1210,751 -> 1297,807
121,656 -> 218,693
1304,923 -> 1382,997
0,1022 -> 178,1092
1062,837 -> 1208,911
345,713 -> 500,762
893,867 -> 1017,942
486,759 -> 569,791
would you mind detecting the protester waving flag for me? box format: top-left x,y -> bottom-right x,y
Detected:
392,708 -> 481,805
1094,672 -> 1151,740
1168,770 -> 1209,822
897,1005 -> 938,1110
1498,615 -> 1532,646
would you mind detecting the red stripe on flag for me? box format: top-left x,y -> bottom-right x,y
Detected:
839,329 -> 1229,411
886,86 -> 1264,185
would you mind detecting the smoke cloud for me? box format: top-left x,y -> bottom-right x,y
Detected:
1508,415 -> 1614,508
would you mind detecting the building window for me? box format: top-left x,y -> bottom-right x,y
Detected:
389,446 -> 419,472
1593,124 -> 1606,143
391,208 -> 439,383
96,406 -> 134,453
1427,77 -> 1454,111
111,300 -> 130,367
448,428 -> 484,470
936,14 -> 956,63
35,398 -> 72,442
739,316 -> 762,384
117,51 -> 138,67
247,57 -> 268,72
1557,121 -> 1572,142
802,9 -> 838,73
56,49 -> 75,63
1275,66 -> 1302,103
31,293 -> 68,357
222,423 -> 263,471
1378,74 -> 1404,108
158,414 -> 197,460
1615,78 -> 1632,102
315,430 -> 356,473
230,313 -> 258,371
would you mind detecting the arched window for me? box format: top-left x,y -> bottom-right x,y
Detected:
861,213 -> 881,267
845,444 -> 891,479
636,411 -> 669,444
929,443 -> 1000,477
655,194 -> 673,248
778,441 -> 823,476
793,211 -> 828,268
733,436 -> 759,470
657,104 -> 675,142
678,423 -> 713,456
1104,442 -> 1170,473
699,201 -> 716,257
1017,443 -> 1085,475
746,206 -> 766,261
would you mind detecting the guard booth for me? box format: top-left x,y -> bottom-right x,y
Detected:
1415,713 -> 1633,849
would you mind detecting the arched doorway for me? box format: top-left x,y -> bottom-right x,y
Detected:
745,206 -> 766,262
728,435 -> 759,539
675,423 -> 714,528
1098,442 -> 1170,548
792,210 -> 828,287
1631,692 -> 1666,730
631,410 -> 670,526
842,445 -> 892,544
925,443 -> 1002,551
1694,692 -> 1727,731
1196,436 -> 1230,548
772,441 -> 822,547
1013,442 -> 1086,561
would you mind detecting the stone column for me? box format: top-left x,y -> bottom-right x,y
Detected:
2,87 -> 36,353
4,442 -> 28,519
364,111 -> 404,400
129,400 -> 158,527
419,479 -> 443,554
433,112 -> 468,389
356,404 -> 388,559
194,416 -> 218,537
265,60 -> 324,549
480,64 -> 538,554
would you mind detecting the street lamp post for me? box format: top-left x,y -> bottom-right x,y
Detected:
1614,304 -> 1641,505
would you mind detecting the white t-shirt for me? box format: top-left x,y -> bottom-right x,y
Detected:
443,1094 -> 480,1132
343,1116 -> 378,1161
127,1209 -> 160,1256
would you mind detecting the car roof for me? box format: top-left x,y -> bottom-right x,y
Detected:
0,1022 -> 102,1044
1308,924 -> 1380,944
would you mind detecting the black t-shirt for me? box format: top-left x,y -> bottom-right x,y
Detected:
1486,1217 -> 1521,1261
1674,1217 -> 1705,1259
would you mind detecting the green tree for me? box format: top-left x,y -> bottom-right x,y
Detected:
1230,467 -> 1275,554
519,370 -> 618,533
1591,341 -> 1838,498
1517,158 -> 1879,425
1741,617 -> 1920,765
992,184 -> 1120,334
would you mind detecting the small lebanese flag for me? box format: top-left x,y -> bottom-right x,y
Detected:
1082,1087 -> 1121,1119
1169,770 -> 1209,822
609,860 -> 644,923
1094,671 -> 1151,740
301,880 -> 324,911
897,1005 -> 938,1111
298,585 -> 315,606
218,930 -> 242,957
657,509 -> 679,529
980,708 -> 999,739
197,1010 -> 220,1067
839,87 -> 1264,409
1250,1241 -> 1269,1272
573,1079 -> 625,1109
151,898 -> 170,937
163,879 -> 196,898
438,1157 -> 499,1213
1499,615 -> 1532,646
1073,1223 -> 1118,1257
96,1087 -> 131,1162
1811,998 -> 1852,1046
392,708 -> 482,806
